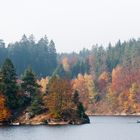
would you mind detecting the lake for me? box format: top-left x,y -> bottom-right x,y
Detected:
0,116 -> 140,140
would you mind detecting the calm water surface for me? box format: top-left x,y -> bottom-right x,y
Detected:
0,116 -> 140,140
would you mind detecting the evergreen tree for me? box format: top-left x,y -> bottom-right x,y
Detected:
0,40 -> 7,66
1,58 -> 18,109
28,92 -> 44,115
48,40 -> 57,75
72,90 -> 86,118
72,90 -> 79,104
77,102 -> 85,118
21,67 -> 43,114
21,67 -> 39,101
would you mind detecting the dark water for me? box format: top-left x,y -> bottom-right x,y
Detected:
0,116 -> 140,140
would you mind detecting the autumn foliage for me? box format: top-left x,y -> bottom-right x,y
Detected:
0,95 -> 10,122
37,77 -> 49,93
1,37 -> 140,122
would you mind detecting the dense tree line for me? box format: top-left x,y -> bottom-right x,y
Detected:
57,38 -> 140,114
58,39 -> 140,78
0,36 -> 140,79
0,35 -> 57,77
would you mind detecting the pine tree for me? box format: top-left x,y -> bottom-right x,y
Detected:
72,90 -> 79,104
21,67 -> 39,101
72,90 -> 86,118
1,58 -> 18,110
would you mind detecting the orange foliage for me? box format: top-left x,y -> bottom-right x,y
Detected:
43,76 -> 73,118
112,66 -> 140,93
0,95 -> 10,122
98,71 -> 109,82
109,66 -> 140,114
112,66 -> 124,92
98,71 -> 110,93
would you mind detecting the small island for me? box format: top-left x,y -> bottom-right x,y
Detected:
0,58 -> 89,126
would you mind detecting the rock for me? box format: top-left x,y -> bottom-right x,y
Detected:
25,112 -> 33,120
69,114 -> 90,125
10,122 -> 20,126
0,123 -> 3,126
30,122 -> 45,125
48,121 -> 69,126
82,114 -> 90,124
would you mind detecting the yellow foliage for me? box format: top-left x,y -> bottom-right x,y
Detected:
37,77 -> 49,93
72,74 -> 96,109
62,57 -> 70,72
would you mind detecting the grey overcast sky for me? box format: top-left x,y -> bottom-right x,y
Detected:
0,0 -> 140,52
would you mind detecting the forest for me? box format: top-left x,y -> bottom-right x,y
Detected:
0,35 -> 140,123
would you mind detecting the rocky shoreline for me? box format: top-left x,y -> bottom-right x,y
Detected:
0,112 -> 90,126
0,118 -> 90,126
